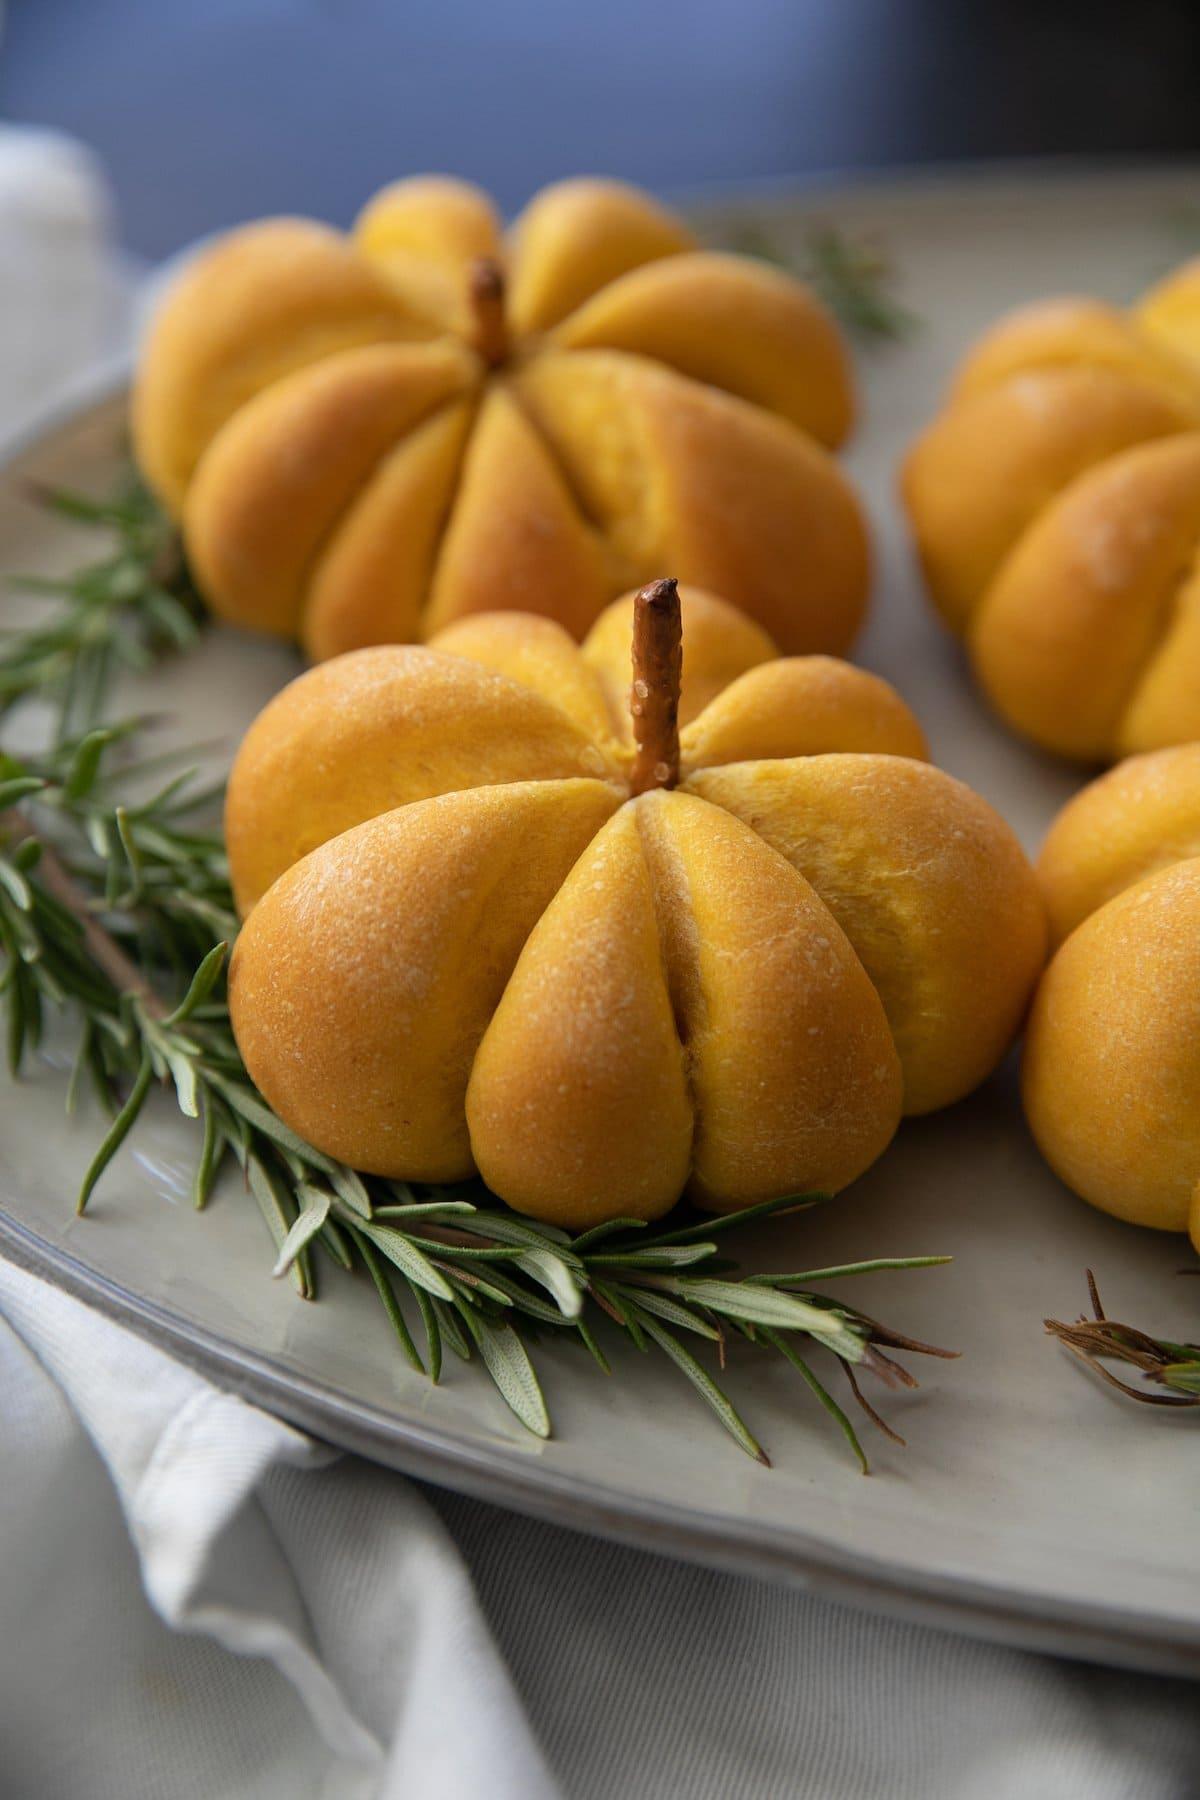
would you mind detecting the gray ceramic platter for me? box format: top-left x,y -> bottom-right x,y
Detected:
2,163 -> 1197,1677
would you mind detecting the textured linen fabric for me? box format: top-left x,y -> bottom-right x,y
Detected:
432,1489 -> 1200,1800
0,1257 -> 557,1800
1,121 -> 1199,1800
2,1260 -> 1199,1800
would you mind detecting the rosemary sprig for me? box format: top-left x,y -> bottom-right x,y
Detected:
0,481 -> 953,1465
1046,1270 -> 1200,1408
716,217 -> 919,343
2,475 -> 203,742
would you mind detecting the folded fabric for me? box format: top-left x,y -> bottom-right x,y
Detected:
433,1484 -> 1200,1800
0,1255 -> 558,1800
5,1253 -> 1199,1800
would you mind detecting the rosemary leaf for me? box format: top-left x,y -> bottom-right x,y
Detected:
271,1192 -> 331,1278
0,777 -> 47,808
351,1227 -> 425,1374
452,1261 -> 564,1325
586,1243 -> 718,1270
613,1286 -> 723,1341
576,1319 -> 611,1374
411,1280 -> 442,1384
458,1304 -> 551,1439
434,1297 -> 472,1363
0,859 -> 33,912
629,1303 -> 767,1465
352,1219 -> 456,1301
316,1216 -> 355,1273
511,1247 -> 585,1320
327,1162 -> 372,1220
761,1327 -> 869,1474
191,1091 -> 221,1209
566,1216 -> 649,1253
371,1201 -> 480,1223
461,1208 -> 576,1251
246,1152 -> 313,1301
165,941 -> 228,1024
748,1255 -> 953,1286
647,1275 -> 865,1357
76,1050 -> 153,1215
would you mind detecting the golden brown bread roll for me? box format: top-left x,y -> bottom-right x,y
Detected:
227,584 -> 1046,1227
902,274 -> 1200,762
134,177 -> 867,660
1026,744 -> 1200,1249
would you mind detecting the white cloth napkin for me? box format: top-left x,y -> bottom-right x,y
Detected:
0,1257 -> 556,1800
3,1257 -> 1198,1800
1,121 -> 1199,1800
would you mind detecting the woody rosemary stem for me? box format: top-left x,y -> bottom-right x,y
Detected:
629,577 -> 682,796
468,257 -> 509,366
0,808 -> 166,1017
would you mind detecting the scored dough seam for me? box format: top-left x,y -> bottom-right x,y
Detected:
296,384 -> 483,644
417,374 -> 616,638
1113,527 -> 1200,745
505,355 -> 666,595
954,367 -> 1194,635
631,799 -> 701,1146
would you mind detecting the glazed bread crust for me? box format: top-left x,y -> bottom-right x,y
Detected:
135,176 -> 866,659
1026,744 -> 1200,1248
228,595 -> 1045,1226
902,272 -> 1200,761
1025,859 -> 1200,1245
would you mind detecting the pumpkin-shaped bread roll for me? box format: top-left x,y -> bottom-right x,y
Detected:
134,177 -> 867,660
902,267 -> 1200,763
227,583 -> 1046,1227
1026,743 -> 1200,1251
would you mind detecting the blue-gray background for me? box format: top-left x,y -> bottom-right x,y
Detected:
3,0 -> 1198,257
